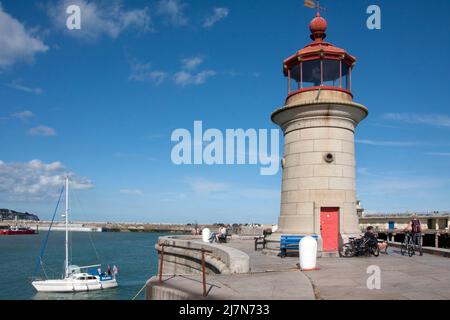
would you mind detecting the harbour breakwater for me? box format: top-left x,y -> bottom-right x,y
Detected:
0,220 -> 216,233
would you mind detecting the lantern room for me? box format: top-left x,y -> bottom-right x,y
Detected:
283,13 -> 356,99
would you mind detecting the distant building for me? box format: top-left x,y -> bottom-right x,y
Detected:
359,212 -> 450,232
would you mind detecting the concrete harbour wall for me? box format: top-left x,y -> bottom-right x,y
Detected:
154,235 -> 250,275
146,235 -> 250,300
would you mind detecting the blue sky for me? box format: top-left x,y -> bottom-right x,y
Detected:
0,0 -> 449,223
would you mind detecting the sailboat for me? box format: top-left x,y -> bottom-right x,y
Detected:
32,177 -> 118,293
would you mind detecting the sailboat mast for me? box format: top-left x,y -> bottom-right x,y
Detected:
64,176 -> 69,278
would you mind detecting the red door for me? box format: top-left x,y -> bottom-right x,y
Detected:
320,207 -> 339,252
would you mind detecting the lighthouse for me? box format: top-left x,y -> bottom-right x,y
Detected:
268,12 -> 368,256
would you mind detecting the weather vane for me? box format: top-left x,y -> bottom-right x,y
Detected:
304,0 -> 327,15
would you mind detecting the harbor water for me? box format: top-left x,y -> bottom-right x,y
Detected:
0,231 -> 164,300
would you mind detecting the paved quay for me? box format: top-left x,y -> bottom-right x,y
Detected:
148,238 -> 450,300
306,247 -> 450,300
151,271 -> 315,300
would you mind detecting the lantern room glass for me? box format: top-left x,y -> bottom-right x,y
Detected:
341,63 -> 350,90
301,60 -> 321,88
288,64 -> 301,92
287,59 -> 352,94
322,60 -> 341,87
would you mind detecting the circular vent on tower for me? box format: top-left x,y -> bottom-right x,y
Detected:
324,153 -> 335,163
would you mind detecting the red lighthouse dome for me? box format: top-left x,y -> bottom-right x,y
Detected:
309,13 -> 327,41
283,13 -> 356,100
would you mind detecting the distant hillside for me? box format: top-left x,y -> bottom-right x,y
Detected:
0,209 -> 39,221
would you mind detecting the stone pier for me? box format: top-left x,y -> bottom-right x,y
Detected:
146,236 -> 450,300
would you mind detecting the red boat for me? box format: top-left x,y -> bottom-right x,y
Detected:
0,226 -> 37,235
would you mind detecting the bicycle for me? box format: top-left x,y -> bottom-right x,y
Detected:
401,231 -> 421,257
341,236 -> 379,258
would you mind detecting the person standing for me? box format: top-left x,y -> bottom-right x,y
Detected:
408,214 -> 423,256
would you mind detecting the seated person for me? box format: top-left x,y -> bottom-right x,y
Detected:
216,226 -> 227,242
209,232 -> 217,243
364,226 -> 388,252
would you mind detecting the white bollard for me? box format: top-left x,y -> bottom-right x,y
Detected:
299,236 -> 318,271
202,228 -> 211,243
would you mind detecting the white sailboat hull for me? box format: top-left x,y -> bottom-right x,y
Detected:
32,277 -> 118,293
32,178 -> 120,294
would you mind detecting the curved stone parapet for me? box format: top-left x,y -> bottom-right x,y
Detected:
155,235 -> 250,275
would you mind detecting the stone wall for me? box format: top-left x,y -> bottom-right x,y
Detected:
146,235 -> 250,300
154,235 -> 250,276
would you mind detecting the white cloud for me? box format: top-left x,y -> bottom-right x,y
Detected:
120,189 -> 143,195
181,56 -> 203,70
173,70 -> 216,87
173,56 -> 216,87
147,71 -> 167,85
11,110 -> 35,120
5,81 -> 44,95
27,126 -> 57,137
203,8 -> 229,28
157,0 -> 188,26
356,139 -> 419,147
0,4 -> 49,69
129,56 -> 215,87
174,57 -> 216,86
128,60 -> 167,85
48,0 -> 152,41
0,159 -> 94,201
382,113 -> 450,128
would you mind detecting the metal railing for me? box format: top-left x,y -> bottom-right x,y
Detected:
158,242 -> 213,297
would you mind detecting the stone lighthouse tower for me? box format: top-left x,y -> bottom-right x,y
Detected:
268,12 -> 368,255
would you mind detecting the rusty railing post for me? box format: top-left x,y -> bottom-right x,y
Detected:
201,249 -> 207,297
159,243 -> 165,283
